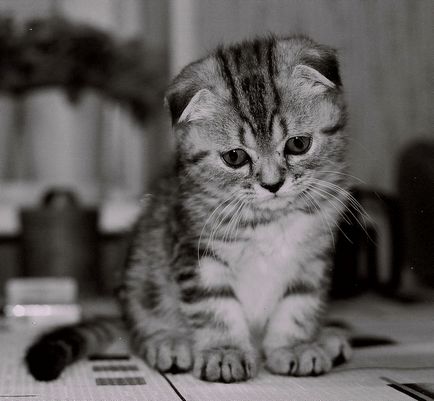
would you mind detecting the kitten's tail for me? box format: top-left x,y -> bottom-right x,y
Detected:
25,316 -> 124,381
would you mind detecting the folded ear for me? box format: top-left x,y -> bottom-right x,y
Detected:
165,81 -> 196,125
165,55 -> 223,125
292,64 -> 336,92
174,88 -> 219,124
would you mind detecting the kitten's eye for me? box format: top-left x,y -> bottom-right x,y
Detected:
284,136 -> 312,156
222,149 -> 250,168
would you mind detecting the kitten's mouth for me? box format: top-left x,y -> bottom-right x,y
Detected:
254,193 -> 292,209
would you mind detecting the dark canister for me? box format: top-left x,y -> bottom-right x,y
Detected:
20,188 -> 99,295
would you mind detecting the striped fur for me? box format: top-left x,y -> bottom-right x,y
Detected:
26,35 -> 352,383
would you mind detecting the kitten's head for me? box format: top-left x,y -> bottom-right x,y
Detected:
166,36 -> 348,216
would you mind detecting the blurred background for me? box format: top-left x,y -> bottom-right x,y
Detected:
0,0 -> 433,305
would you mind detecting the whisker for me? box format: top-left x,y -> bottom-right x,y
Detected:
302,191 -> 335,248
230,197 -> 250,244
203,191 -> 249,261
309,178 -> 371,225
305,182 -> 352,226
319,170 -> 367,185
197,194 -> 233,261
304,186 -> 353,244
204,196 -> 240,259
197,190 -> 240,263
307,187 -> 351,226
310,178 -> 368,214
221,195 -> 247,245
307,182 -> 375,243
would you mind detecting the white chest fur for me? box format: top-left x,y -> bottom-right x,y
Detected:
219,211 -> 322,329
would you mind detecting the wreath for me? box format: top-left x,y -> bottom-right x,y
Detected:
0,16 -> 165,123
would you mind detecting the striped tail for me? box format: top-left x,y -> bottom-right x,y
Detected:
25,317 -> 123,381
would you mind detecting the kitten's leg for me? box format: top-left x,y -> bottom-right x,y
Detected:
263,291 -> 351,376
121,265 -> 193,373
179,260 -> 258,382
188,300 -> 258,382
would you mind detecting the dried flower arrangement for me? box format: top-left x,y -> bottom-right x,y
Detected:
0,17 -> 165,123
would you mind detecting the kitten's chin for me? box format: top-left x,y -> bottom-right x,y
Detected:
254,194 -> 293,211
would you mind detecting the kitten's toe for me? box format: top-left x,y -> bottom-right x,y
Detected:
295,344 -> 332,375
317,327 -> 352,366
266,344 -> 331,376
140,334 -> 193,373
265,347 -> 295,375
193,347 -> 257,382
266,329 -> 352,376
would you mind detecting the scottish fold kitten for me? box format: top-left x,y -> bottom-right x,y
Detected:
26,35 -> 351,383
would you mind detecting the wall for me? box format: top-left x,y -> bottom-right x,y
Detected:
170,0 -> 434,193
0,0 -> 169,206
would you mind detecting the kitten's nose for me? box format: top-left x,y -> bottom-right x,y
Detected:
260,180 -> 285,193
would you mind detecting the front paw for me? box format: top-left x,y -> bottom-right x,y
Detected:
193,346 -> 258,383
139,334 -> 193,373
266,329 -> 352,376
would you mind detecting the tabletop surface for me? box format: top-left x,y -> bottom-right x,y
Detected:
0,293 -> 433,401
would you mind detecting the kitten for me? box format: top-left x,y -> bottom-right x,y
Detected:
26,35 -> 352,383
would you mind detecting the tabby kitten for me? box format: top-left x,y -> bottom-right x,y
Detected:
26,35 -> 352,383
